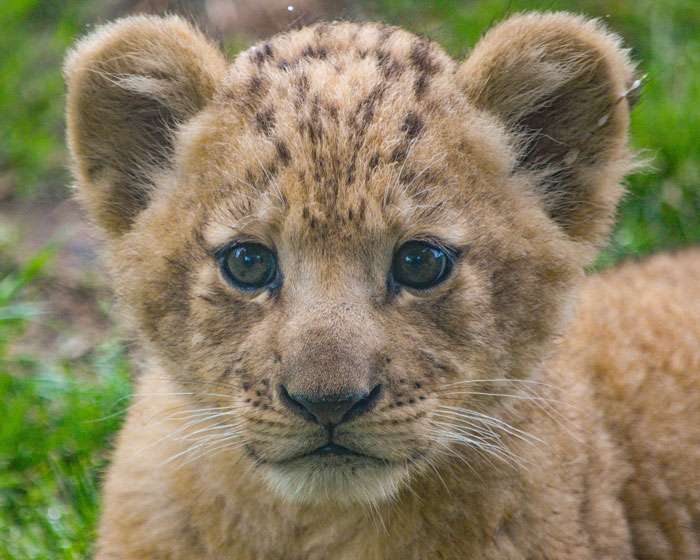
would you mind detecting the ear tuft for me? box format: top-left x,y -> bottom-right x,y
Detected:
460,12 -> 637,249
64,15 -> 227,235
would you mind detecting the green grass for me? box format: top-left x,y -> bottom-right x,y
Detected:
0,345 -> 131,558
0,1 -> 104,196
0,232 -> 131,558
1,0 -> 699,557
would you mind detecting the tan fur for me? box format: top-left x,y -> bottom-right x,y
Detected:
63,12 -> 700,559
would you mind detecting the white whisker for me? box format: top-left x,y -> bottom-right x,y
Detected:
158,431 -> 245,468
175,439 -> 248,470
438,390 -> 567,404
429,427 -> 530,471
435,406 -> 544,445
437,378 -> 564,391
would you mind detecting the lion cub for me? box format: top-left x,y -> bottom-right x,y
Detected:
65,12 -> 700,559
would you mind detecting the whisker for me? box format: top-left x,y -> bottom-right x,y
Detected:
429,427 -> 530,471
429,421 -> 492,446
435,406 -> 544,445
157,376 -> 245,394
158,432 -> 245,468
436,378 -> 564,391
436,390 -> 573,407
439,377 -> 584,445
137,404 -> 244,431
428,437 -> 483,478
181,418 -> 244,439
133,409 -> 243,457
178,427 -> 245,449
429,423 -> 527,466
401,459 -> 424,502
515,384 -> 586,445
174,438 -> 248,470
421,452 -> 452,496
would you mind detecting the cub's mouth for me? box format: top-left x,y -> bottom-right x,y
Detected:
304,442 -> 359,457
250,442 -> 388,465
287,442 -> 391,463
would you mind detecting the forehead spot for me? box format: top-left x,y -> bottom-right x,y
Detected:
375,50 -> 404,80
401,112 -> 424,140
350,83 -> 387,131
248,75 -> 265,97
376,23 -> 396,44
409,38 -> 442,99
274,139 -> 291,166
409,38 -> 441,75
301,44 -> 327,60
249,43 -> 275,66
255,108 -> 275,135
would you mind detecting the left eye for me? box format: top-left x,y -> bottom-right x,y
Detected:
220,243 -> 277,289
391,241 -> 453,290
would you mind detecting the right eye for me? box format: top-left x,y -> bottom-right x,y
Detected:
220,243 -> 277,290
391,240 -> 453,290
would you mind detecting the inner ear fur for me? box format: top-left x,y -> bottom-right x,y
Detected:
64,15 -> 227,235
460,12 -> 637,248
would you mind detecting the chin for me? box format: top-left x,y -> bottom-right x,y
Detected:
259,455 -> 410,506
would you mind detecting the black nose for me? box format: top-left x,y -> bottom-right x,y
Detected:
279,384 -> 383,426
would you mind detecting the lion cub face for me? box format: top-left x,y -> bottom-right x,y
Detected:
65,15 -> 634,504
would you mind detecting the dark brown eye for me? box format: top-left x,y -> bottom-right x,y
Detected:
392,241 -> 453,290
220,243 -> 277,289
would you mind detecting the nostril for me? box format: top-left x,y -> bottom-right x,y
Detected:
278,384 -> 317,423
343,384 -> 383,422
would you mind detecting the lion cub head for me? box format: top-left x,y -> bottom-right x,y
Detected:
65,13 -> 635,505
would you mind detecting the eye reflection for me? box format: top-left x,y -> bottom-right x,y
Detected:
221,243 -> 277,289
392,241 -> 453,289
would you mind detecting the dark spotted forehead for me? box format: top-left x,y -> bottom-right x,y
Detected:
199,23 -> 470,230
219,21 -> 460,149
228,22 -> 457,101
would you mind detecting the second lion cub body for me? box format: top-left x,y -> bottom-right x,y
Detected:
64,11 -> 700,559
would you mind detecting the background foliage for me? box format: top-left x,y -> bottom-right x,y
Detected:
1,0 -> 698,556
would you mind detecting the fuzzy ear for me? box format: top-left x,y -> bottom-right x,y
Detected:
460,12 -> 638,247
64,15 -> 227,235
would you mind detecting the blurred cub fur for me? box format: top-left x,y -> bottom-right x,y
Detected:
65,12 -> 700,559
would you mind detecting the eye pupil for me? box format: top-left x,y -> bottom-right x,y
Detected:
392,241 -> 451,289
222,243 -> 276,289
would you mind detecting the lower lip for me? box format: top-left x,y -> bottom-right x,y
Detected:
307,443 -> 360,457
